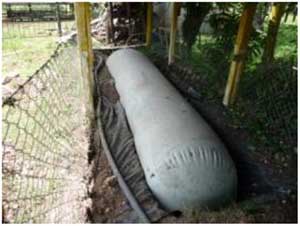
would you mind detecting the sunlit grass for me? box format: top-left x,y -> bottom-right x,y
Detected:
2,21 -> 75,78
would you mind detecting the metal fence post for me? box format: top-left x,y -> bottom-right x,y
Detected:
74,2 -> 95,121
56,3 -> 62,36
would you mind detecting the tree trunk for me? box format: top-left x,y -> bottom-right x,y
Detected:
182,3 -> 212,56
262,3 -> 286,64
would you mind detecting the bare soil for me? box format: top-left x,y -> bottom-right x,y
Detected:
88,149 -> 129,223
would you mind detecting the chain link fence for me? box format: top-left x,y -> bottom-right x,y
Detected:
2,43 -> 91,223
236,60 -> 297,151
2,3 -> 76,39
2,20 -> 76,39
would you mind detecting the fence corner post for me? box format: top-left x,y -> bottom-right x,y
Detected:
74,2 -> 94,122
56,3 -> 62,37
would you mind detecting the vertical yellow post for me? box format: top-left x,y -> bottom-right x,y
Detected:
146,3 -> 153,48
262,3 -> 286,64
168,2 -> 180,65
75,2 -> 94,120
223,3 -> 257,106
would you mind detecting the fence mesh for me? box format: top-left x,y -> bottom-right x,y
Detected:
2,43 -> 90,223
2,21 -> 76,39
236,61 -> 297,151
2,3 -> 76,39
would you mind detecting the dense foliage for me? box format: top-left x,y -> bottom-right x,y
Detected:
181,3 -> 212,54
176,2 -> 297,153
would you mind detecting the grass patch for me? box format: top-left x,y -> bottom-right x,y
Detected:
2,37 -> 57,78
2,21 -> 75,79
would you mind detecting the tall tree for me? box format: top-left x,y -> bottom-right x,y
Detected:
262,3 -> 286,64
181,3 -> 212,55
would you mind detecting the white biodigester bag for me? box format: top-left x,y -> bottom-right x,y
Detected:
106,49 -> 237,211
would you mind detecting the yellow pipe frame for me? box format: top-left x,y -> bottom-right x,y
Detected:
75,2 -> 94,120
223,3 -> 257,106
146,3 -> 153,48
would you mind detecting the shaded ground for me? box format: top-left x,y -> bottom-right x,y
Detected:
88,148 -> 129,223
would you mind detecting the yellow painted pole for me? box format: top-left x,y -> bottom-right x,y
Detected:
262,3 -> 286,64
146,3 -> 153,48
223,3 -> 257,106
75,2 -> 94,120
168,2 -> 180,65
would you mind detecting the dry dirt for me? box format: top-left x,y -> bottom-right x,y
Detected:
88,149 -> 129,223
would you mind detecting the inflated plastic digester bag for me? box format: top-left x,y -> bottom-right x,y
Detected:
106,49 -> 237,211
